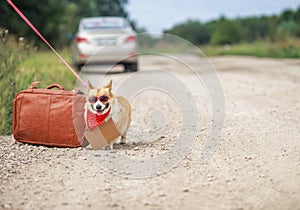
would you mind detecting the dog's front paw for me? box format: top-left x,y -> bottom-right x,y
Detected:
84,143 -> 93,150
120,136 -> 127,144
104,143 -> 114,150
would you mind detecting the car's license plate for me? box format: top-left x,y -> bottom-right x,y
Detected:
96,39 -> 116,45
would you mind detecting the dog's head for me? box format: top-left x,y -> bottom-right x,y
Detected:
86,80 -> 114,114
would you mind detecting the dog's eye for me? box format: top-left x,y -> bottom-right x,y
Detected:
99,95 -> 109,102
89,96 -> 97,103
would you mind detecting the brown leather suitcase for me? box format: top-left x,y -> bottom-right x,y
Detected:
13,82 -> 86,147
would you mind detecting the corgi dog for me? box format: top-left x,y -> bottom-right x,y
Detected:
84,80 -> 132,149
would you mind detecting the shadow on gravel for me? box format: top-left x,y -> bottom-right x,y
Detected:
112,142 -> 152,150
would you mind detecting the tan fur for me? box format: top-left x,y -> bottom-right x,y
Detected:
115,96 -> 132,141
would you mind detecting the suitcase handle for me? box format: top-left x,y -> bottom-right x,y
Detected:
46,84 -> 65,90
29,81 -> 40,89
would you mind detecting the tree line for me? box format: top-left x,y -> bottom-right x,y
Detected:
0,0 -> 130,48
164,6 -> 300,45
1,1 -> 299,47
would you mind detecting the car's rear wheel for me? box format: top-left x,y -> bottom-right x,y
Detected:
75,63 -> 84,71
124,62 -> 138,72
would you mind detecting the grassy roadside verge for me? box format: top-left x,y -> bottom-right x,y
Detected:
0,35 -> 77,135
201,39 -> 300,58
20,50 -> 77,90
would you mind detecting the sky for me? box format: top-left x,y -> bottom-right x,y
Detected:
126,0 -> 300,32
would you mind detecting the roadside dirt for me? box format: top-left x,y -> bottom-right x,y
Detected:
0,56 -> 299,210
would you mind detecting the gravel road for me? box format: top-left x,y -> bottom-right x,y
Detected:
0,56 -> 299,210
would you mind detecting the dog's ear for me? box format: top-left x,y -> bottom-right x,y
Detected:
87,81 -> 95,89
104,80 -> 113,91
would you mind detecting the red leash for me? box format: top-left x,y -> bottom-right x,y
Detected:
6,0 -> 87,88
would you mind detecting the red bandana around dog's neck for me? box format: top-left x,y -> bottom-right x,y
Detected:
86,107 -> 111,130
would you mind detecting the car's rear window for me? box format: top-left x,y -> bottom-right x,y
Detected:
83,19 -> 127,30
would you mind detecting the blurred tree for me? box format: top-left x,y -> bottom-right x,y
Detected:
294,6 -> 300,23
0,0 -> 66,47
0,0 -> 129,48
236,15 -> 279,42
94,0 -> 128,17
164,20 -> 210,45
280,9 -> 294,21
237,17 -> 260,42
294,7 -> 300,36
163,6 -> 300,46
274,7 -> 300,39
209,17 -> 241,45
276,20 -> 300,40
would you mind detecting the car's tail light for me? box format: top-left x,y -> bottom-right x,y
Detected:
129,52 -> 136,57
79,54 -> 87,59
76,37 -> 88,43
125,35 -> 136,43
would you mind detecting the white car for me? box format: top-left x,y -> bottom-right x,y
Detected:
71,17 -> 138,71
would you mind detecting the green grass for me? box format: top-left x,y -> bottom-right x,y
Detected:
20,49 -> 77,90
201,39 -> 300,58
139,37 -> 300,59
0,33 -> 78,135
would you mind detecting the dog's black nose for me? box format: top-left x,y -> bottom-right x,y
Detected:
96,104 -> 102,110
